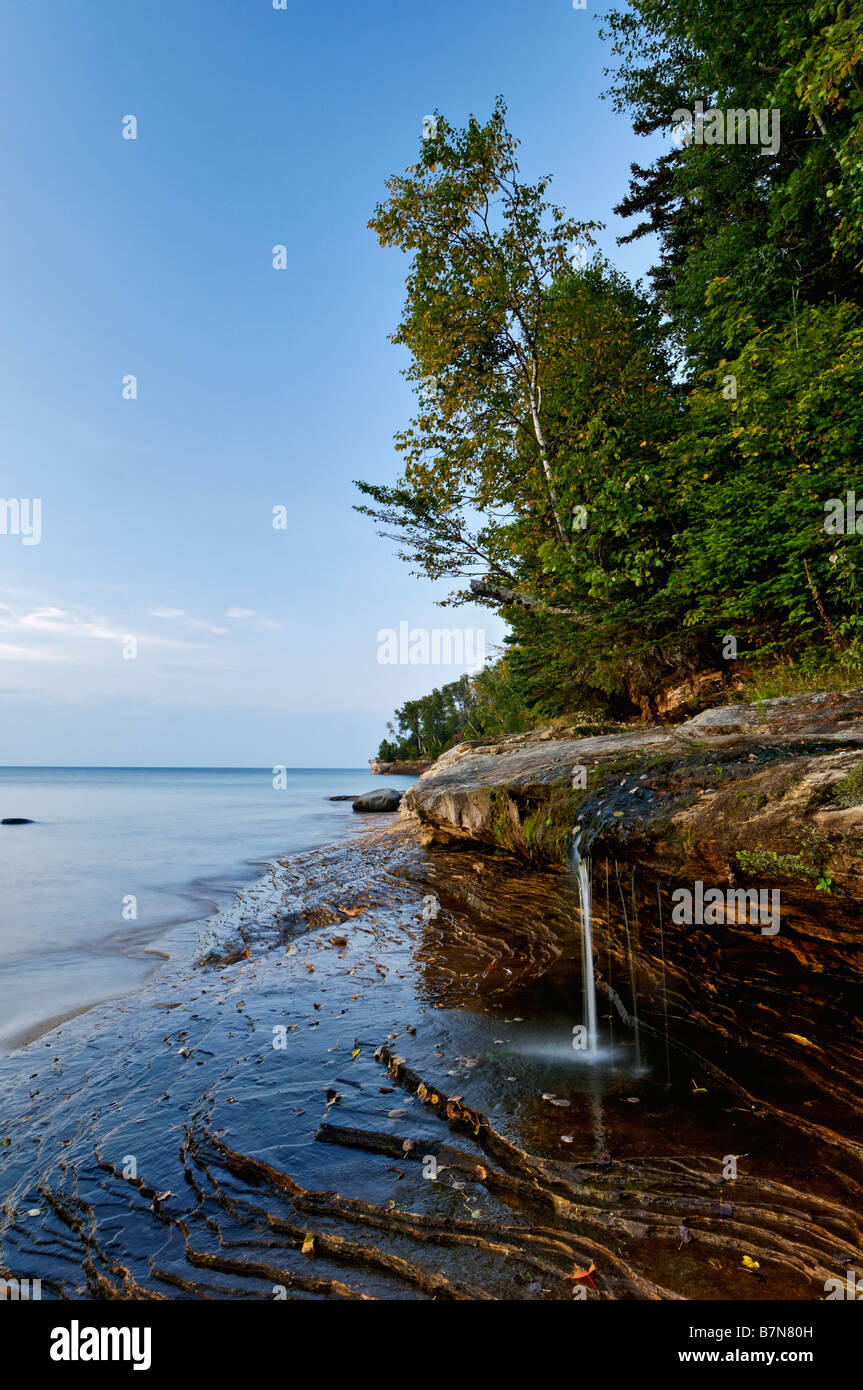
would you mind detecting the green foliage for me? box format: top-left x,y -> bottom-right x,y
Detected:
736,829 -> 836,889
665,298 -> 863,660
488,782 -> 579,861
601,0 -> 863,364
736,657 -> 863,705
829,762 -> 863,808
376,657 -> 534,761
363,11 -> 863,735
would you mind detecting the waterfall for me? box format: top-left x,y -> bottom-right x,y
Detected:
571,830 -> 598,1056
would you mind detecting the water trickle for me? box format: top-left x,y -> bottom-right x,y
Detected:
615,858 -> 642,1069
605,858 -> 613,1046
571,829 -> 598,1056
656,881 -> 672,1087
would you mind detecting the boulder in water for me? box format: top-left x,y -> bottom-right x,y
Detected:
352,788 -> 402,813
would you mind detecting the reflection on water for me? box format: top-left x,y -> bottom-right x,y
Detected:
0,831 -> 860,1301
0,766 -> 416,1051
569,829 -> 598,1057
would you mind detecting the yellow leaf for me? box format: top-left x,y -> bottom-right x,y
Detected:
302,1233 -> 315,1257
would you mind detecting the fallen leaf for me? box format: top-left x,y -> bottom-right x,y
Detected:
565,1261 -> 598,1291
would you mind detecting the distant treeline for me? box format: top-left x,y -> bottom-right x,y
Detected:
376,660 -> 533,762
363,0 -> 863,755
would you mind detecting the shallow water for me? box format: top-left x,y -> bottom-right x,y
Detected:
1,830 -> 859,1301
0,767 -> 415,1051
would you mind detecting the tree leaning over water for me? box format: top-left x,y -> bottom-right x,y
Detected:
357,98 -> 686,715
359,6 -> 863,726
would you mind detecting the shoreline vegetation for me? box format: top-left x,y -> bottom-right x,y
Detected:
359,4 -> 862,766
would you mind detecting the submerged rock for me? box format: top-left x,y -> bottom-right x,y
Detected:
353,788 -> 403,813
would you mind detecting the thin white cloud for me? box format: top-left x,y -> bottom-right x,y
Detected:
225,606 -> 284,632
148,606 -> 229,636
0,641 -> 70,663
0,601 -> 209,656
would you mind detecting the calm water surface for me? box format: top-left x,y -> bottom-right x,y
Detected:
0,767 -> 415,1051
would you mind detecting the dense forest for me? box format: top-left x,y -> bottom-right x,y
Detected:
360,0 -> 863,763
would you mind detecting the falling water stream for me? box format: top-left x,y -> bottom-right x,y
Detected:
656,880 -> 672,1087
570,830 -> 598,1055
615,858 -> 643,1068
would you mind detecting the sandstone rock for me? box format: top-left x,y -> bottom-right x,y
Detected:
368,758 -> 433,775
401,692 -> 863,1172
402,689 -> 863,898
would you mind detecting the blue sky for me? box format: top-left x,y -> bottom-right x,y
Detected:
0,0 -> 659,766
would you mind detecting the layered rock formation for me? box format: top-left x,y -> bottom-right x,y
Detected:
369,758 -> 433,775
401,690 -> 863,1164
402,690 -> 863,892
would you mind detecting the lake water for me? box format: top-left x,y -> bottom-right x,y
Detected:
0,767 -> 416,1052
